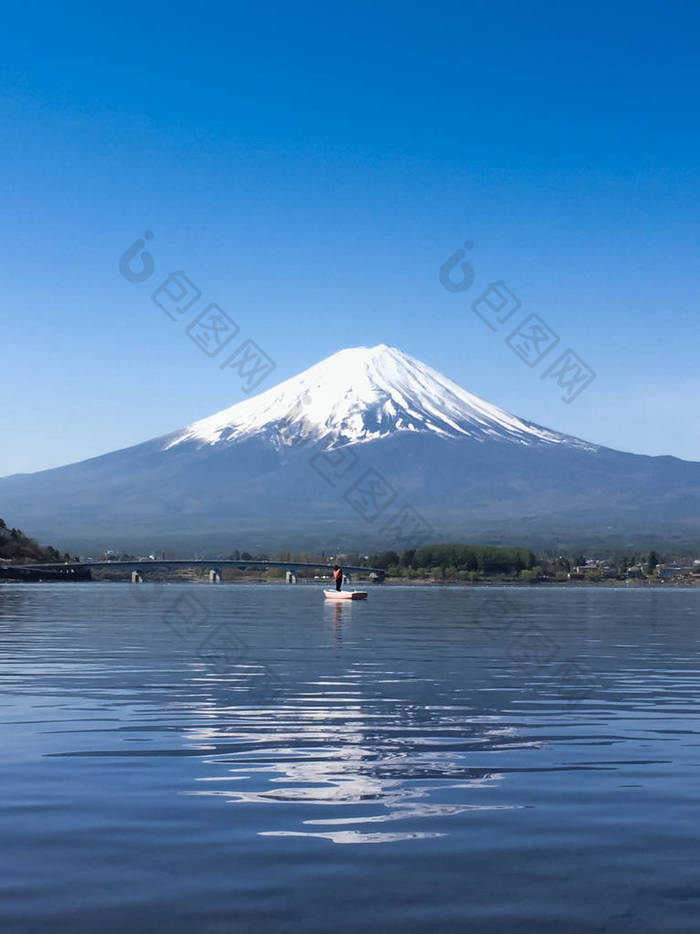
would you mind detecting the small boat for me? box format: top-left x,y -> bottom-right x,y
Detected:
323,589 -> 368,601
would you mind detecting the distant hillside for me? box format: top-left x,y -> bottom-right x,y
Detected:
0,519 -> 70,564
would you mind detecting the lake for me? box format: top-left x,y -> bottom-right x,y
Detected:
1,582 -> 699,933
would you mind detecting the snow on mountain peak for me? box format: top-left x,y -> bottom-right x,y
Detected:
164,344 -> 592,451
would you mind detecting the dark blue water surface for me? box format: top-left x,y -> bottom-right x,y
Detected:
1,582 -> 700,933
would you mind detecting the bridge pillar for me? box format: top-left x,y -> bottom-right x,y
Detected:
209,569 -> 221,583
131,570 -> 143,583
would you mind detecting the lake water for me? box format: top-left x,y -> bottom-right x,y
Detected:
1,582 -> 700,933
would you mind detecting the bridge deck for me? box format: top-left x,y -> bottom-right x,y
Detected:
12,559 -> 384,576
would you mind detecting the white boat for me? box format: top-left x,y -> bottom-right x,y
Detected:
323,589 -> 368,601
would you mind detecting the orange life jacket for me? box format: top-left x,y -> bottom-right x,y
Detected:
333,568 -> 341,580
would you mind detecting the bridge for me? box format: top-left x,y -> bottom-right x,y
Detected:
5,559 -> 385,583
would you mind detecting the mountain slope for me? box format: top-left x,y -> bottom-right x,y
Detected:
1,345 -> 698,552
163,345 -> 594,451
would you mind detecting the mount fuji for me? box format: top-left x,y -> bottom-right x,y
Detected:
2,344 -> 699,552
162,344 -> 589,452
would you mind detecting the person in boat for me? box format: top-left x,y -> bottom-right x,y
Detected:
333,564 -> 344,592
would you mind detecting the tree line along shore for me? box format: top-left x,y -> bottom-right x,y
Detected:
1,518 -> 698,585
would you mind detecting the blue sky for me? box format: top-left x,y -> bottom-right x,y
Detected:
1,0 -> 699,475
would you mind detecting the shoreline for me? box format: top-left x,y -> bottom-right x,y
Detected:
1,575 -> 697,588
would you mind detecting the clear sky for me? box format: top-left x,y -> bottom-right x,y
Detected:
2,0 -> 699,476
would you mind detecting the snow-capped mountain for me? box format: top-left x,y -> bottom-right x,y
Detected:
164,344 -> 593,452
1,345 -> 699,553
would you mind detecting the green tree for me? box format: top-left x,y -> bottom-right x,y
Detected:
400,548 -> 416,568
370,550 -> 400,570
